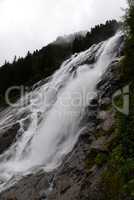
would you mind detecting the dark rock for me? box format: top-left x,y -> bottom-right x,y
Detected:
0,123 -> 20,154
0,171 -> 51,200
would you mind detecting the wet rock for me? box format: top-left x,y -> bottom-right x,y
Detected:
0,123 -> 20,154
97,61 -> 121,99
98,111 -> 114,131
0,171 -> 51,200
90,136 -> 109,153
39,191 -> 47,200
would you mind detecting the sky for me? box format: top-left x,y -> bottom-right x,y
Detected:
0,0 -> 127,65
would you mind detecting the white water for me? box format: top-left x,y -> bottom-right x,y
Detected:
0,32 -> 123,191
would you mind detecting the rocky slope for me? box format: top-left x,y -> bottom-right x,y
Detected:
0,46 -> 124,200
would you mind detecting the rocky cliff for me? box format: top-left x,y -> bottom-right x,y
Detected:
0,40 -> 126,200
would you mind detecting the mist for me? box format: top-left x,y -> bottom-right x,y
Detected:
0,0 -> 127,65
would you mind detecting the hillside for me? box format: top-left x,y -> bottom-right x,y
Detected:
0,20 -> 119,104
0,3 -> 133,200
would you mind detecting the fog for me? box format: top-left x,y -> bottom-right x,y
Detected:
0,0 -> 127,65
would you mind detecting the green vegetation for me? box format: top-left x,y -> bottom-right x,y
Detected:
114,95 -> 124,108
95,153 -> 108,166
85,151 -> 98,171
84,2 -> 134,199
100,2 -> 134,199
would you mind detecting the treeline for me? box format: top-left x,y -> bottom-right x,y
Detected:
72,20 -> 119,53
0,44 -> 72,96
0,20 -> 119,101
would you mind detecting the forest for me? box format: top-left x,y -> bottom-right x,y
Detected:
0,20 -> 119,103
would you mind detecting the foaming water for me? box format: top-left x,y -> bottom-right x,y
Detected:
0,32 -> 123,191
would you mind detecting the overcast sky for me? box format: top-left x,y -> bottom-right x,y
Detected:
0,0 -> 127,65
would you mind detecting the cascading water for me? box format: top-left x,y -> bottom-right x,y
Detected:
0,32 -> 123,192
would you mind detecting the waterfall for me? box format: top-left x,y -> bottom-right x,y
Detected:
0,32 -> 123,191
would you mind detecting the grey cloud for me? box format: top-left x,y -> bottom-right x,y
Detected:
0,0 -> 127,65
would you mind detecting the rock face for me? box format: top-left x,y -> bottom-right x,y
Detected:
0,123 -> 20,154
0,59 -> 122,200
